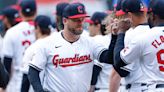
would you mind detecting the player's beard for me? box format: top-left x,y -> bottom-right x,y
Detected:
68,26 -> 83,35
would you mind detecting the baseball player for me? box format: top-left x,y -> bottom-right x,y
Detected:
54,2 -> 89,37
55,2 -> 69,32
0,5 -> 21,33
111,0 -> 151,92
109,0 -> 132,92
2,0 -> 36,92
0,5 -> 21,62
113,0 -> 164,92
28,2 -> 116,92
20,15 -> 52,92
114,1 -> 164,92
86,12 -> 113,92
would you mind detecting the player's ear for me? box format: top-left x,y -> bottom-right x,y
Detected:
127,12 -> 132,19
63,17 -> 67,24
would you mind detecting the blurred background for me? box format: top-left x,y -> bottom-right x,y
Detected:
0,0 -> 150,32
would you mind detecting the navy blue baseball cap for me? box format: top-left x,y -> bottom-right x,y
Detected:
62,3 -> 89,19
85,12 -> 108,24
0,6 -> 21,21
150,0 -> 164,17
122,0 -> 147,13
56,2 -> 69,16
116,0 -> 123,11
115,0 -> 126,16
19,0 -> 36,14
35,15 -> 52,29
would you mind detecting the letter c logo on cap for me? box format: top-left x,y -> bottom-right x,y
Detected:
77,6 -> 83,13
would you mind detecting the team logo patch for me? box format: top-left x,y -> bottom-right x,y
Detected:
52,54 -> 92,68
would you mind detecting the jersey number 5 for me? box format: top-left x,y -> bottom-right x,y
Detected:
157,49 -> 164,72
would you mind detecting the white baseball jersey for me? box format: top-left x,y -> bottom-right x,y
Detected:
120,25 -> 150,84
120,26 -> 164,83
2,21 -> 36,92
29,31 -> 106,92
21,38 -> 46,92
21,39 -> 44,74
91,34 -> 113,90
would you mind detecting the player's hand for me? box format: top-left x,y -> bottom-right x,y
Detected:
88,85 -> 95,92
0,88 -> 5,92
111,19 -> 119,35
117,18 -> 131,34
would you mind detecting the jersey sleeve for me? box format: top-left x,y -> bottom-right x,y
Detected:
121,63 -> 135,72
94,60 -> 104,68
90,38 -> 107,61
2,30 -> 14,57
120,37 -> 142,64
21,45 -> 34,74
29,41 -> 47,71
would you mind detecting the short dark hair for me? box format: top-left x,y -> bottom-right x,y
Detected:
100,24 -> 106,35
39,27 -> 51,35
35,15 -> 52,35
7,17 -> 19,26
132,11 -> 145,17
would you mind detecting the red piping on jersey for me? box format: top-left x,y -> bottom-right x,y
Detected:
28,21 -> 35,26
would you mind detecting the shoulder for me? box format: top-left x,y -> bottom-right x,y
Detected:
36,32 -> 60,47
82,30 -> 89,36
134,25 -> 150,31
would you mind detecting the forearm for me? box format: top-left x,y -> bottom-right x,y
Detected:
110,68 -> 121,92
28,66 -> 44,92
91,65 -> 102,85
21,74 -> 30,92
113,33 -> 129,77
0,60 -> 9,89
114,33 -> 125,67
99,35 -> 117,64
3,56 -> 12,76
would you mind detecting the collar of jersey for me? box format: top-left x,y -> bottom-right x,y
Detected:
61,32 -> 81,44
138,23 -> 148,26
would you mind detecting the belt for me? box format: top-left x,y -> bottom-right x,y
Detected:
156,84 -> 164,88
126,83 -> 147,89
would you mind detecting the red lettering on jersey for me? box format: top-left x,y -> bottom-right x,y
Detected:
155,40 -> 161,45
152,35 -> 164,49
52,54 -> 92,68
22,40 -> 31,46
157,49 -> 164,72
160,35 -> 164,43
23,30 -> 32,36
28,30 -> 31,35
152,41 -> 158,48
